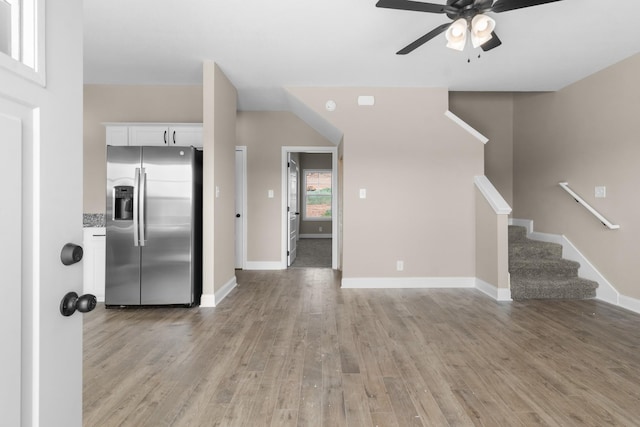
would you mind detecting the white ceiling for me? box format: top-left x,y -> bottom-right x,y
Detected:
84,0 -> 640,111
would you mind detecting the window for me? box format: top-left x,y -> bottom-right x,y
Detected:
0,0 -> 19,60
303,170 -> 332,220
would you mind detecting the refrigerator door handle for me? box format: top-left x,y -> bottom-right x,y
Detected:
133,168 -> 140,246
139,168 -> 147,246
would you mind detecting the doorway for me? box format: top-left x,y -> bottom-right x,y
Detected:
235,146 -> 247,269
282,146 -> 338,270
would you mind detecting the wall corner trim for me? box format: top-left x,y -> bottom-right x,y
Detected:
444,110 -> 489,144
474,175 -> 512,215
476,278 -> 512,301
200,275 -> 238,307
200,294 -> 216,307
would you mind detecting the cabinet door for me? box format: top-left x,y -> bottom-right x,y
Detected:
170,125 -> 203,147
129,125 -> 170,146
106,125 -> 129,146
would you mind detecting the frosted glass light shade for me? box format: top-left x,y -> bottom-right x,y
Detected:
445,19 -> 467,51
471,14 -> 495,48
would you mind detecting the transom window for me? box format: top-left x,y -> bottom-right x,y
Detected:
0,0 -> 45,85
303,170 -> 332,220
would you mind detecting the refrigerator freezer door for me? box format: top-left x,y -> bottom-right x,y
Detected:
106,146 -> 142,305
140,146 -> 195,305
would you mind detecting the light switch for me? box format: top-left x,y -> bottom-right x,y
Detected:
215,186 -> 220,198
595,186 -> 606,198
359,188 -> 367,199
268,189 -> 274,198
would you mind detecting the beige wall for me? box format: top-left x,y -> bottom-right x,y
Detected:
289,87 -> 484,279
299,153 -> 332,236
513,53 -> 640,299
236,111 -> 334,263
83,84 -> 203,212
203,63 -> 238,298
449,92 -> 514,207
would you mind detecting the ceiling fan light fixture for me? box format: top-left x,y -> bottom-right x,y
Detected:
470,14 -> 495,48
445,18 -> 467,51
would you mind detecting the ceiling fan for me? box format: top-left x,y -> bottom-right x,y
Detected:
376,0 -> 565,54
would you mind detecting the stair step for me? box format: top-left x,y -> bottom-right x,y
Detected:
508,225 -> 598,300
508,226 -> 528,242
509,240 -> 563,260
510,258 -> 580,279
511,277 -> 598,300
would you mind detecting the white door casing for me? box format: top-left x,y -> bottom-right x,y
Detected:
234,147 -> 247,269
0,1 -> 84,426
287,155 -> 299,266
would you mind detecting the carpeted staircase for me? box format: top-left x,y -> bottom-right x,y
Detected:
509,226 -> 598,300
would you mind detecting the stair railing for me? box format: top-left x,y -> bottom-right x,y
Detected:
558,182 -> 620,230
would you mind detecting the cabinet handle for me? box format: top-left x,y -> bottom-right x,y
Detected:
173,130 -> 176,145
164,130 -> 167,144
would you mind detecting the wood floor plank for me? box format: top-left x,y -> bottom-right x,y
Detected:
84,269 -> 640,426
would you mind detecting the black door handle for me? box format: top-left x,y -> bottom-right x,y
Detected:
60,292 -> 97,317
236,213 -> 241,218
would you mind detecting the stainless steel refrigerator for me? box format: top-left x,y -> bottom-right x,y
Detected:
105,146 -> 202,307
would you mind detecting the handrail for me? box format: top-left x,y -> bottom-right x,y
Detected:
558,182 -> 620,230
474,176 -> 512,214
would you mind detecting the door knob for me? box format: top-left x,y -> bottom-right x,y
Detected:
236,213 -> 241,218
60,292 -> 97,317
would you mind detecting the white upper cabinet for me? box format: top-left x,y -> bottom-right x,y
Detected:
105,123 -> 203,147
106,125 -> 129,146
129,125 -> 170,146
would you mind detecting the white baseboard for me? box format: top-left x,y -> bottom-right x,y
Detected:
341,276 -> 512,302
476,278 -> 512,302
510,218 -> 640,314
244,261 -> 285,270
619,294 -> 640,314
341,276 -> 475,289
298,234 -> 331,239
200,275 -> 237,307
509,218 -> 533,234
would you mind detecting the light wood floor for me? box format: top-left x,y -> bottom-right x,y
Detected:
84,269 -> 640,426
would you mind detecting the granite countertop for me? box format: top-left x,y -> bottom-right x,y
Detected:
83,213 -> 106,227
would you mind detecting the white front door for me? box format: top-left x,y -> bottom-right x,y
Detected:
0,1 -> 84,426
287,155 -> 299,266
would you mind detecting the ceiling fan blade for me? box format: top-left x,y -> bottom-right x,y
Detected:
481,31 -> 502,51
490,0 -> 564,13
396,22 -> 451,55
376,0 -> 454,14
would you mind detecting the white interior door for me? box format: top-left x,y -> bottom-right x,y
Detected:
287,155 -> 299,266
0,1 -> 84,425
234,148 -> 246,269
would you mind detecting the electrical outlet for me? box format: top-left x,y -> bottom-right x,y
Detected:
595,186 -> 606,198
319,226 -> 323,232
396,260 -> 404,271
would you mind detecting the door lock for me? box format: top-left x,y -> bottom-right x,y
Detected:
60,243 -> 83,266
